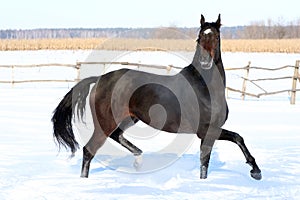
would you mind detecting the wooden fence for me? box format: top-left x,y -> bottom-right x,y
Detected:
0,62 -> 181,84
226,60 -> 300,104
0,60 -> 299,104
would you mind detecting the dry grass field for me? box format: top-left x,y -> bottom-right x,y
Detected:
1,38 -> 300,53
222,39 -> 300,53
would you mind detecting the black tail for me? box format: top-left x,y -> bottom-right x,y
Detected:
52,76 -> 98,154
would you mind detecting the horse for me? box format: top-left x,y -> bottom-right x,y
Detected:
52,14 -> 262,180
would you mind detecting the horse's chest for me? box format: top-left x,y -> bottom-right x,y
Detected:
210,94 -> 227,126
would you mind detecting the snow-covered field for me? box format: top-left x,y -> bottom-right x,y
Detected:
1,50 -> 300,199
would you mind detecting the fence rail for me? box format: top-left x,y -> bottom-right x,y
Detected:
1,60 -> 299,104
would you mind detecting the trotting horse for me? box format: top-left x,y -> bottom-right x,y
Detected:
52,14 -> 262,180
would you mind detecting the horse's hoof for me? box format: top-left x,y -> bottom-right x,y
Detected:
80,168 -> 89,178
80,173 -> 89,178
133,155 -> 143,171
200,166 -> 208,179
250,170 -> 262,180
200,174 -> 207,179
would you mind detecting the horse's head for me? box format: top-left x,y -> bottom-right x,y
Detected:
196,14 -> 221,69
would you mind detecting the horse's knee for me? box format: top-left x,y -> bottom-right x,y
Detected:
85,129 -> 107,155
200,145 -> 212,162
234,133 -> 244,145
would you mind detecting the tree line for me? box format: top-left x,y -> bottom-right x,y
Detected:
0,28 -> 200,40
1,18 -> 300,40
223,18 -> 300,39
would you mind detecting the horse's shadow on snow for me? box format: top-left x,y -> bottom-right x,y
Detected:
88,150 -> 226,177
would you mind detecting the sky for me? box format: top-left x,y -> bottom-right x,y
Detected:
1,0 -> 300,29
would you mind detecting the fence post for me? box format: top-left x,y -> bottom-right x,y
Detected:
166,65 -> 172,74
76,62 -> 80,81
11,65 -> 15,87
103,63 -> 106,74
290,60 -> 299,104
241,61 -> 251,100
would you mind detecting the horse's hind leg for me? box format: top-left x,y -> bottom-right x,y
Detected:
110,128 -> 143,156
80,85 -> 109,178
109,117 -> 143,169
81,146 -> 94,178
109,117 -> 142,156
219,129 -> 262,180
81,129 -> 107,178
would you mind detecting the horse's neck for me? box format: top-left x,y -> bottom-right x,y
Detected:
191,44 -> 226,86
214,54 -> 226,86
191,44 -> 202,68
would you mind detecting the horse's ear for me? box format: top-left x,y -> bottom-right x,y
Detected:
200,14 -> 205,27
216,14 -> 221,29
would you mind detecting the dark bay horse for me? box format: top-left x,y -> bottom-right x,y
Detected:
52,14 -> 262,180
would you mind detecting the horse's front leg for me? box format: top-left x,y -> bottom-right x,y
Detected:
200,139 -> 215,179
219,129 -> 262,180
198,125 -> 219,179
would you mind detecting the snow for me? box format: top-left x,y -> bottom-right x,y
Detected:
0,50 -> 300,199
